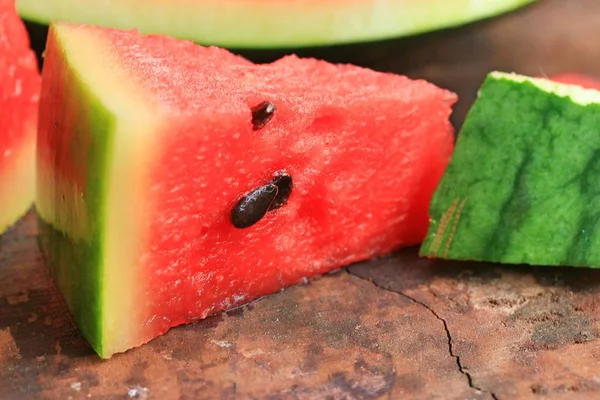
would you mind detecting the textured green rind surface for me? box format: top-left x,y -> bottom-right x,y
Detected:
37,68 -> 115,357
16,0 -> 535,48
420,73 -> 600,267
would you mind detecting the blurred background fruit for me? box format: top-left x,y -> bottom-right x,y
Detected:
16,0 -> 535,48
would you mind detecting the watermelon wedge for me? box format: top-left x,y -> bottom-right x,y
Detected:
18,0 -> 535,48
0,0 -> 40,234
37,21 -> 457,358
420,71 -> 600,267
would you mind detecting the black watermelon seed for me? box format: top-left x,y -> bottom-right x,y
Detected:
269,170 -> 293,211
251,101 -> 276,130
231,183 -> 279,229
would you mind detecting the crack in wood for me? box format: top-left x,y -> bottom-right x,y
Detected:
387,367 -> 396,400
347,270 -> 499,400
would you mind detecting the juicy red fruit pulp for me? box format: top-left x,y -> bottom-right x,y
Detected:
550,73 -> 600,91
88,28 -> 456,341
140,83 -> 453,336
0,0 -> 40,170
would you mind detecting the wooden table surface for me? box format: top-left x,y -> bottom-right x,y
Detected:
4,0 -> 600,399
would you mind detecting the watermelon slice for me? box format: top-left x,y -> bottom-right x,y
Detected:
0,0 -> 40,234
38,21 -> 457,358
420,71 -> 600,267
18,0 -> 536,48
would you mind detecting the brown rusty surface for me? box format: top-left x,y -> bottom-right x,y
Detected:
350,254 -> 600,400
1,213 -> 473,400
3,0 -> 600,399
5,213 -> 600,400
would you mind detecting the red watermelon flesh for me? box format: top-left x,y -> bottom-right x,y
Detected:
37,22 -> 456,358
550,73 -> 600,91
0,0 -> 40,233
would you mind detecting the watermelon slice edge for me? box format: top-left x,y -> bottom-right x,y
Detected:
0,0 -> 40,234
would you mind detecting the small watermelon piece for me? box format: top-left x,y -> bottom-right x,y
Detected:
37,22 -> 457,358
549,73 -> 600,91
0,0 -> 40,233
420,71 -> 600,267
18,0 -> 535,48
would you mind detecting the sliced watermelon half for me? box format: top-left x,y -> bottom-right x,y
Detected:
18,0 -> 536,48
0,0 -> 40,233
37,21 -> 457,358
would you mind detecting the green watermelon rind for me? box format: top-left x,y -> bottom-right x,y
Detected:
420,71 -> 600,268
17,0 -> 536,48
36,22 -> 149,358
37,81 -> 115,357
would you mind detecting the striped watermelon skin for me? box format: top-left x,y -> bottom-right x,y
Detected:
420,71 -> 600,268
0,0 -> 40,234
37,22 -> 457,358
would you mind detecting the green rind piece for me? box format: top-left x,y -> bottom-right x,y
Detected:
420,72 -> 600,268
17,0 -> 535,48
37,60 -> 115,356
